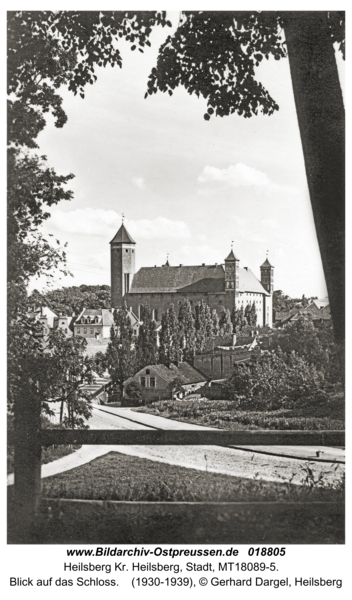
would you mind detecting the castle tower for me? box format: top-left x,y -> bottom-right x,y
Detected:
110,220 -> 136,308
260,255 -> 274,294
224,247 -> 239,299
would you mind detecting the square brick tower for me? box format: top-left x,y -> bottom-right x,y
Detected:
224,247 -> 240,311
110,221 -> 136,308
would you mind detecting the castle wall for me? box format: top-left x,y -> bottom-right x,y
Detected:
124,291 -> 237,319
194,350 -> 251,379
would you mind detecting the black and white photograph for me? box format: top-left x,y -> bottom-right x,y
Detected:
6,4 -> 346,582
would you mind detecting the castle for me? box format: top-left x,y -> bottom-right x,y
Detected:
110,222 -> 274,328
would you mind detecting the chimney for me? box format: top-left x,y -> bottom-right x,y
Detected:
179,264 -> 183,267
244,267 -> 248,271
202,263 -> 205,266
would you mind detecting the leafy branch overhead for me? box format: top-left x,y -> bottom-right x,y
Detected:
8,11 -> 171,149
145,11 -> 344,122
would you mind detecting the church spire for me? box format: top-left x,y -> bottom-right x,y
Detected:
163,253 -> 170,267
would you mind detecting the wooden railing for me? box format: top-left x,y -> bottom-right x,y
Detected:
8,393 -> 345,543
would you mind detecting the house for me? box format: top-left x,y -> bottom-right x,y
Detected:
26,305 -> 74,338
124,361 -> 208,402
291,299 -> 331,322
73,306 -> 141,339
274,298 -> 331,328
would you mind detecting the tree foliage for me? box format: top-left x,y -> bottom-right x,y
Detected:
194,300 -> 213,353
106,308 -> 135,395
227,349 -> 328,410
158,304 -> 180,365
8,324 -> 94,428
124,380 -> 143,404
177,299 -> 196,362
167,377 -> 185,399
146,12 -> 286,120
135,304 -> 158,370
28,284 -> 111,316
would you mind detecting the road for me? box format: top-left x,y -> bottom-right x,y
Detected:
8,405 -> 344,486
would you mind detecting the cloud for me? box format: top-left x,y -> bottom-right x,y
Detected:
43,208 -> 191,240
132,176 -> 146,190
198,163 -> 295,195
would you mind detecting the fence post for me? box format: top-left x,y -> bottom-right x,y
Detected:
13,391 -> 42,542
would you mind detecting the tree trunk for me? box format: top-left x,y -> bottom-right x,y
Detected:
284,12 -> 345,343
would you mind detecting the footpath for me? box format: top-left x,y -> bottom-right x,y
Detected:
96,405 -> 345,464
7,404 -> 344,487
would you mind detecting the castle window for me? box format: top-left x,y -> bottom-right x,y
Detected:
132,250 -> 134,253
126,249 -> 128,253
150,377 -> 156,388
146,369 -> 150,375
90,329 -> 94,334
65,328 -> 67,333
84,328 -> 87,334
77,328 -> 80,333
141,377 -> 146,387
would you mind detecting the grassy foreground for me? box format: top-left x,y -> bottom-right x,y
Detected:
40,451 -> 344,503
8,453 -> 344,544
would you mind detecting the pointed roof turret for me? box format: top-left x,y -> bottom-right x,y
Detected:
163,253 -> 170,267
225,249 -> 239,261
261,251 -> 273,268
110,222 -> 136,244
260,258 -> 273,268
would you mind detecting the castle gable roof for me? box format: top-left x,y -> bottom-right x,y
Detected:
177,277 -> 225,294
129,264 -> 269,295
129,264 -> 224,293
238,268 -> 270,295
110,223 -> 136,244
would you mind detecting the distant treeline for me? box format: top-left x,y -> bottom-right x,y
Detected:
28,285 -> 111,316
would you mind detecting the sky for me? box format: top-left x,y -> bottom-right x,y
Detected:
29,11 -> 345,300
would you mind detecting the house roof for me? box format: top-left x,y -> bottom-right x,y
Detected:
101,309 -> 115,327
312,299 -> 330,309
128,362 -> 207,386
129,264 -> 269,295
75,308 -> 115,327
110,223 -> 136,245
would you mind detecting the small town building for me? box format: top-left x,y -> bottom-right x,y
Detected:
124,361 -> 207,402
26,305 -> 74,338
73,306 -> 141,339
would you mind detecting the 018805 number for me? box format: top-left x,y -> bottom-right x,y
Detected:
248,547 -> 286,557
